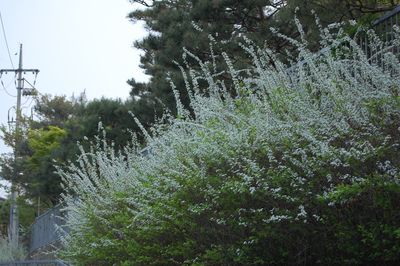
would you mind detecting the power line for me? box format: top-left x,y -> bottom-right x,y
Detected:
21,95 -> 31,107
0,77 -> 16,97
0,10 -> 14,69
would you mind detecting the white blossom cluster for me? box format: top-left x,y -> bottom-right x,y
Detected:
57,21 -> 400,260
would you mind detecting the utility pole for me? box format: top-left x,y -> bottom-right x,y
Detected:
0,44 -> 39,244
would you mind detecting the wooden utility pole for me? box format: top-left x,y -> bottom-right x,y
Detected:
0,44 -> 39,244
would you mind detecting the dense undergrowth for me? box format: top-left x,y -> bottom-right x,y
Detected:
0,237 -> 26,262
58,21 -> 400,265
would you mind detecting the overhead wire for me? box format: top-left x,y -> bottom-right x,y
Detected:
1,82 -> 16,97
0,9 -> 42,121
0,10 -> 14,69
0,9 -> 17,99
0,73 -> 16,97
20,97 -> 35,120
27,97 -> 35,109
21,95 -> 31,107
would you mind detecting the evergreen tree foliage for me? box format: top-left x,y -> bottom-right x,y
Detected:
59,19 -> 400,265
127,0 -> 398,126
0,94 -> 142,206
128,0 -> 282,117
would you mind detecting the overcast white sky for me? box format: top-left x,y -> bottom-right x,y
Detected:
0,0 -> 149,196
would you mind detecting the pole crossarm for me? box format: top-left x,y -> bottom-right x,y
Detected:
0,69 -> 39,73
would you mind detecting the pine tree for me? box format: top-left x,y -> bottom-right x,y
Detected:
128,0 -> 398,127
128,0 -> 280,118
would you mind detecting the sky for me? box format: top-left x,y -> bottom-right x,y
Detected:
0,0 -> 149,197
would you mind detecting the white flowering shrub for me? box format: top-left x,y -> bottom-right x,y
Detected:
58,21 -> 400,265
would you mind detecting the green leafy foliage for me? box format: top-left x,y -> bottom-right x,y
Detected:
0,93 -> 147,207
